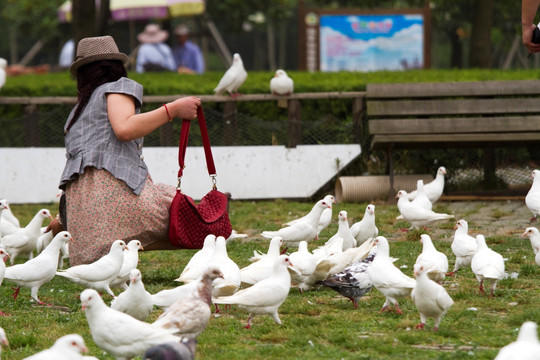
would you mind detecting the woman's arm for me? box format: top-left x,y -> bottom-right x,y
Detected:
522,0 -> 540,53
107,94 -> 201,141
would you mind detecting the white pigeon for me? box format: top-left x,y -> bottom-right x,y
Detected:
522,227 -> 540,255
319,251 -> 375,309
536,249 -> 540,266
283,195 -> 336,240
175,234 -> 216,283
23,333 -> 89,359
80,288 -> 180,359
0,199 -> 20,235
209,236 -> 241,300
240,237 -> 283,287
447,219 -> 478,276
213,53 -> 247,98
323,211 -> 356,251
525,169 -> 540,222
0,327 -> 8,356
350,204 -> 378,245
109,239 -> 144,289
153,266 -> 224,339
261,200 -> 332,248
287,241 -> 333,292
396,180 -> 432,221
414,234 -> 448,283
411,263 -> 453,332
494,321 -> 540,360
151,281 -> 199,310
1,208 -> 52,264
4,231 -> 72,305
56,239 -> 127,297
111,269 -> 153,321
395,190 -> 454,230
471,235 -> 505,297
407,166 -> 447,204
270,69 -> 294,96
367,236 -> 416,314
214,255 -> 292,329
0,58 -> 6,91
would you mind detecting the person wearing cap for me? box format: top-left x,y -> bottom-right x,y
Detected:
135,23 -> 177,73
172,24 -> 205,74
58,35 -> 201,265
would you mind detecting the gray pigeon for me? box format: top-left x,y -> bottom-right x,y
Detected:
144,339 -> 196,360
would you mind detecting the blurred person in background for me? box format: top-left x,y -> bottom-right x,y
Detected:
135,24 -> 176,73
522,0 -> 540,54
172,24 -> 205,74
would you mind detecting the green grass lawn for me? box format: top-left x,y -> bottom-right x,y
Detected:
1,200 -> 539,359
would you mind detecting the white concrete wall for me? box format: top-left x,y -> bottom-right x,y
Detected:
0,144 -> 361,204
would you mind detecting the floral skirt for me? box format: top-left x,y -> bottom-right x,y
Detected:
65,167 -> 177,265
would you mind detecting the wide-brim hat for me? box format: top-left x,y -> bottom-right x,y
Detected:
69,35 -> 128,76
137,24 -> 169,44
174,24 -> 189,36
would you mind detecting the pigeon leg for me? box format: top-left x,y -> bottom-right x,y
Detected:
394,303 -> 404,315
349,297 -> 358,309
415,323 -> 425,330
530,216 -> 537,223
478,281 -> 485,295
280,246 -> 288,255
490,287 -> 495,298
433,326 -> 439,332
244,314 -> 252,329
214,304 -> 221,314
0,310 -> 10,316
445,270 -> 457,277
398,228 -> 410,232
378,305 -> 388,313
11,287 -> 20,300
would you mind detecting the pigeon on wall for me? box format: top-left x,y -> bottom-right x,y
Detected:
270,69 -> 294,96
214,53 -> 247,98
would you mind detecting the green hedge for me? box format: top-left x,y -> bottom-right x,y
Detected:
2,69 -> 540,96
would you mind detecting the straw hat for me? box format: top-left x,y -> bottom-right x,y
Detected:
69,36 -> 128,76
137,24 -> 169,44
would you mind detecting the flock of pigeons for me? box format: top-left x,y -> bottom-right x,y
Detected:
1,165 -> 540,358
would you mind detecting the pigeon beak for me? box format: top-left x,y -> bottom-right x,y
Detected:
1,339 -> 8,346
521,232 -> 527,238
124,246 -> 129,250
70,237 -> 75,242
81,345 -> 88,353
139,245 -> 144,250
288,260 -> 294,267
81,304 -> 87,311
395,194 -> 399,199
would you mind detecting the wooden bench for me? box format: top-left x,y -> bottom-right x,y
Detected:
366,80 -> 540,198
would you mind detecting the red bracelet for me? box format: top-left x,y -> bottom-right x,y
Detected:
163,104 -> 172,122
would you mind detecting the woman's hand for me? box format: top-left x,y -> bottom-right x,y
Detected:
167,96 -> 201,120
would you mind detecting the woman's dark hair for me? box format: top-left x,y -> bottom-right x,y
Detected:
66,60 -> 127,133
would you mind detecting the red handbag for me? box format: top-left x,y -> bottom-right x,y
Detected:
168,106 -> 232,248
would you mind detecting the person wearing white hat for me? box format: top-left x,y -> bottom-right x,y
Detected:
172,24 -> 205,74
58,35 -> 201,265
135,24 -> 176,73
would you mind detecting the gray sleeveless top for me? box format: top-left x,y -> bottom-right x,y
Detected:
59,77 -> 148,194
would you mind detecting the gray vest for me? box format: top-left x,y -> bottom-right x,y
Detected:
59,77 -> 148,194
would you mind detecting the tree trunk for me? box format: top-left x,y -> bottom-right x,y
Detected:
449,28 -> 463,68
72,0 -> 96,51
96,0 -> 110,35
469,0 -> 494,68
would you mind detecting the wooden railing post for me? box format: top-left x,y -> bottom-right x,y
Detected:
287,98 -> 302,148
223,101 -> 238,146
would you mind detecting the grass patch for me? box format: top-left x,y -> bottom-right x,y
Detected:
1,200 -> 539,359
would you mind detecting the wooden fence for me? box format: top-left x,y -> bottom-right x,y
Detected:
0,92 -> 366,148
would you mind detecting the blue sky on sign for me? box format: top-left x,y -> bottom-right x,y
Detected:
320,14 -> 423,41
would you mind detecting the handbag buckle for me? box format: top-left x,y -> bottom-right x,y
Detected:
211,175 -> 217,190
177,176 -> 182,190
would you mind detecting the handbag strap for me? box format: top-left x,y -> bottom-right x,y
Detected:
177,106 -> 217,189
